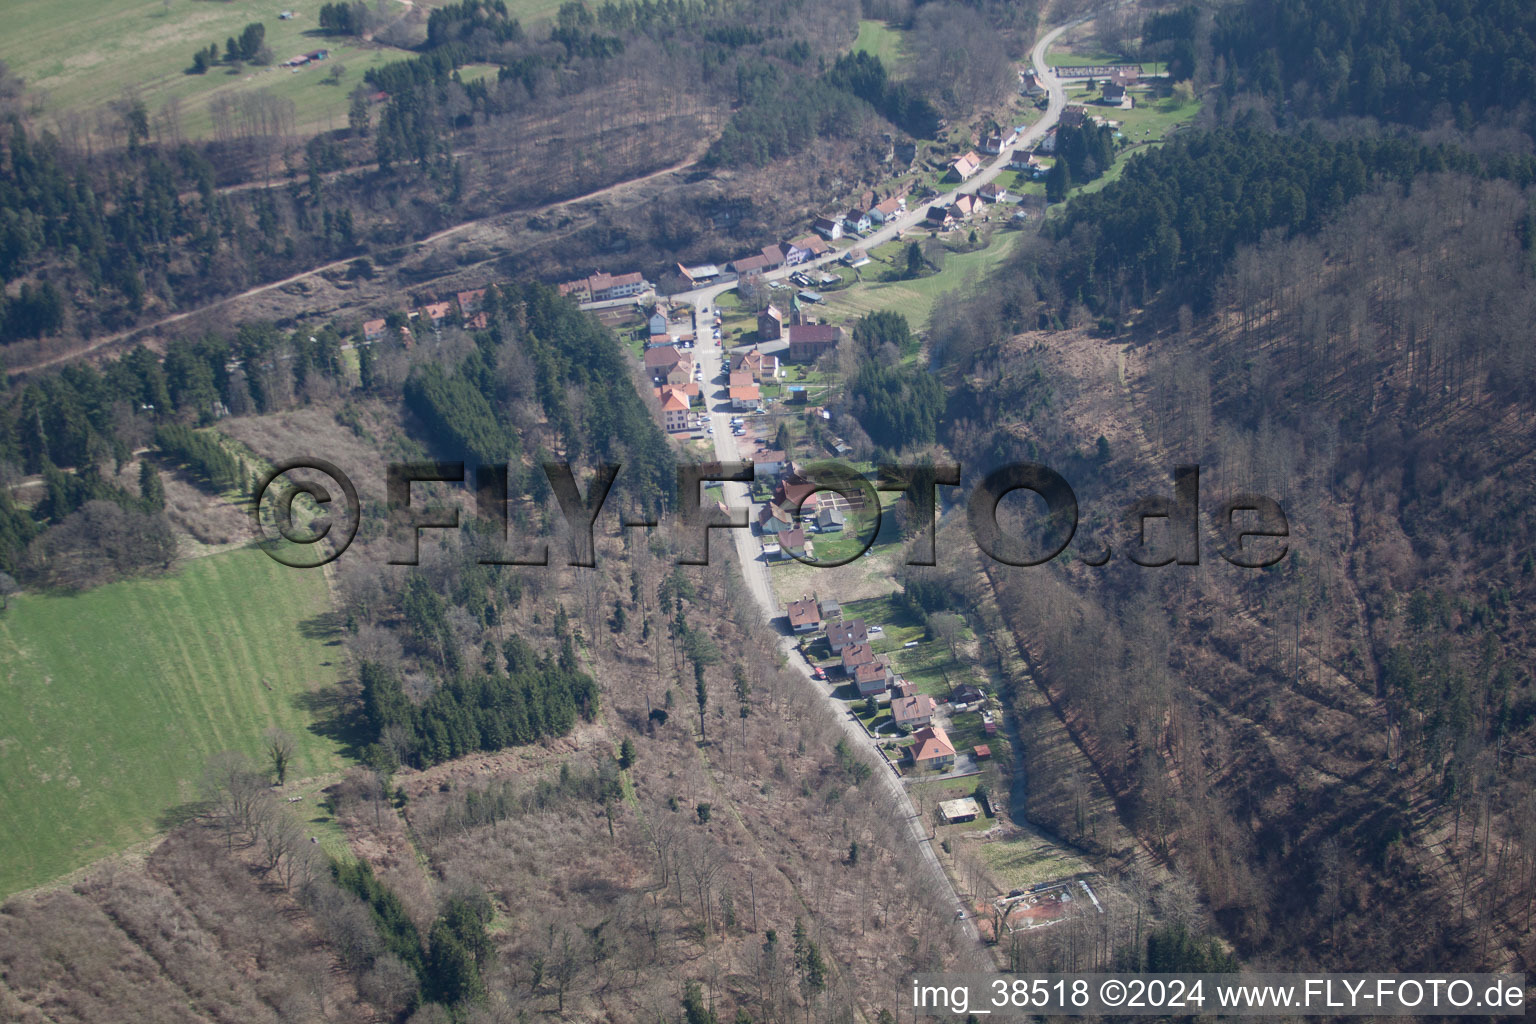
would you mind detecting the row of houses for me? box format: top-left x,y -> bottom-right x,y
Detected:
728,233 -> 835,277
557,270 -> 654,303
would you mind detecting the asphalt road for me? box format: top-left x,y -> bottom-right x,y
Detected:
646,10 -> 1090,949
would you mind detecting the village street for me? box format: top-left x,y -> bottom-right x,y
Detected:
656,16 -> 1093,946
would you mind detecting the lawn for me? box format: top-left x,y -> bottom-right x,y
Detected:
977,833 -> 1094,891
0,0 -> 430,141
0,548 -> 351,896
852,20 -> 910,75
821,231 -> 1023,329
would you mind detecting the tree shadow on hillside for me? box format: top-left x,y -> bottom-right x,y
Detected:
292,683 -> 371,761
298,612 -> 346,646
157,799 -> 214,831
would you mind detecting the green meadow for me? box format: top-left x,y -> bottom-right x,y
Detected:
0,548 -> 348,896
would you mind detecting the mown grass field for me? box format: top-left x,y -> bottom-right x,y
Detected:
0,0 -> 418,138
852,20 -> 910,74
0,548 -> 349,896
821,231 -> 1023,329
0,0 -> 559,140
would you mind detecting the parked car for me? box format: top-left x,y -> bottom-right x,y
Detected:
812,665 -> 826,680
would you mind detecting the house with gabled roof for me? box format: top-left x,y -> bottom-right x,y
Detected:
950,151 -> 982,181
363,318 -> 386,342
733,346 -> 780,381
644,344 -> 692,386
730,382 -> 762,411
869,196 -> 904,223
813,216 -> 843,241
423,301 -> 453,327
925,204 -> 957,230
892,694 -> 937,732
787,323 -> 842,362
907,724 -> 955,768
826,618 -> 868,653
758,502 -> 793,535
752,449 -> 787,477
457,289 -> 486,316
853,659 -> 896,697
658,388 -> 691,433
786,597 -> 821,632
840,642 -> 875,673
780,527 -> 810,559
758,305 -> 783,341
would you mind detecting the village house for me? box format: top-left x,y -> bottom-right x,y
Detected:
951,194 -> 978,220
780,527 -> 811,559
644,344 -> 692,386
733,346 -> 781,380
1008,149 -> 1041,172
786,597 -> 821,633
819,596 -> 841,621
892,694 -> 937,731
827,619 -> 869,653
951,682 -> 985,705
731,253 -> 770,277
757,305 -> 783,341
1102,76 -> 1131,105
816,505 -> 846,532
362,318 -> 386,342
778,239 -> 809,267
658,388 -> 691,433
761,244 -> 789,271
925,204 -> 957,230
980,126 -> 1018,153
729,381 -> 762,412
854,659 -> 896,697
908,724 -> 956,769
456,289 -> 486,316
758,502 -> 793,534
423,302 -> 453,328
844,209 -> 872,235
1038,129 -> 1059,153
949,151 -> 982,181
587,270 -> 650,301
840,642 -> 875,674
791,234 -> 833,260
787,323 -> 842,362
752,449 -> 787,477
978,182 -> 1008,203
813,216 -> 844,241
869,196 -> 905,224
649,311 -> 668,336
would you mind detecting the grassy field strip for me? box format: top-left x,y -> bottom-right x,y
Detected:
821,231 -> 1023,329
852,20 -> 910,74
0,548 -> 347,896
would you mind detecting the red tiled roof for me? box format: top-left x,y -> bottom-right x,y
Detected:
787,598 -> 820,627
909,723 -> 954,760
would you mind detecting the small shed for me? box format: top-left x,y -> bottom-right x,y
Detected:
938,797 -> 981,824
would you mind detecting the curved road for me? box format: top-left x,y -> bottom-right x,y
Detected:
626,15 -> 1079,318
675,15 -> 1085,948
